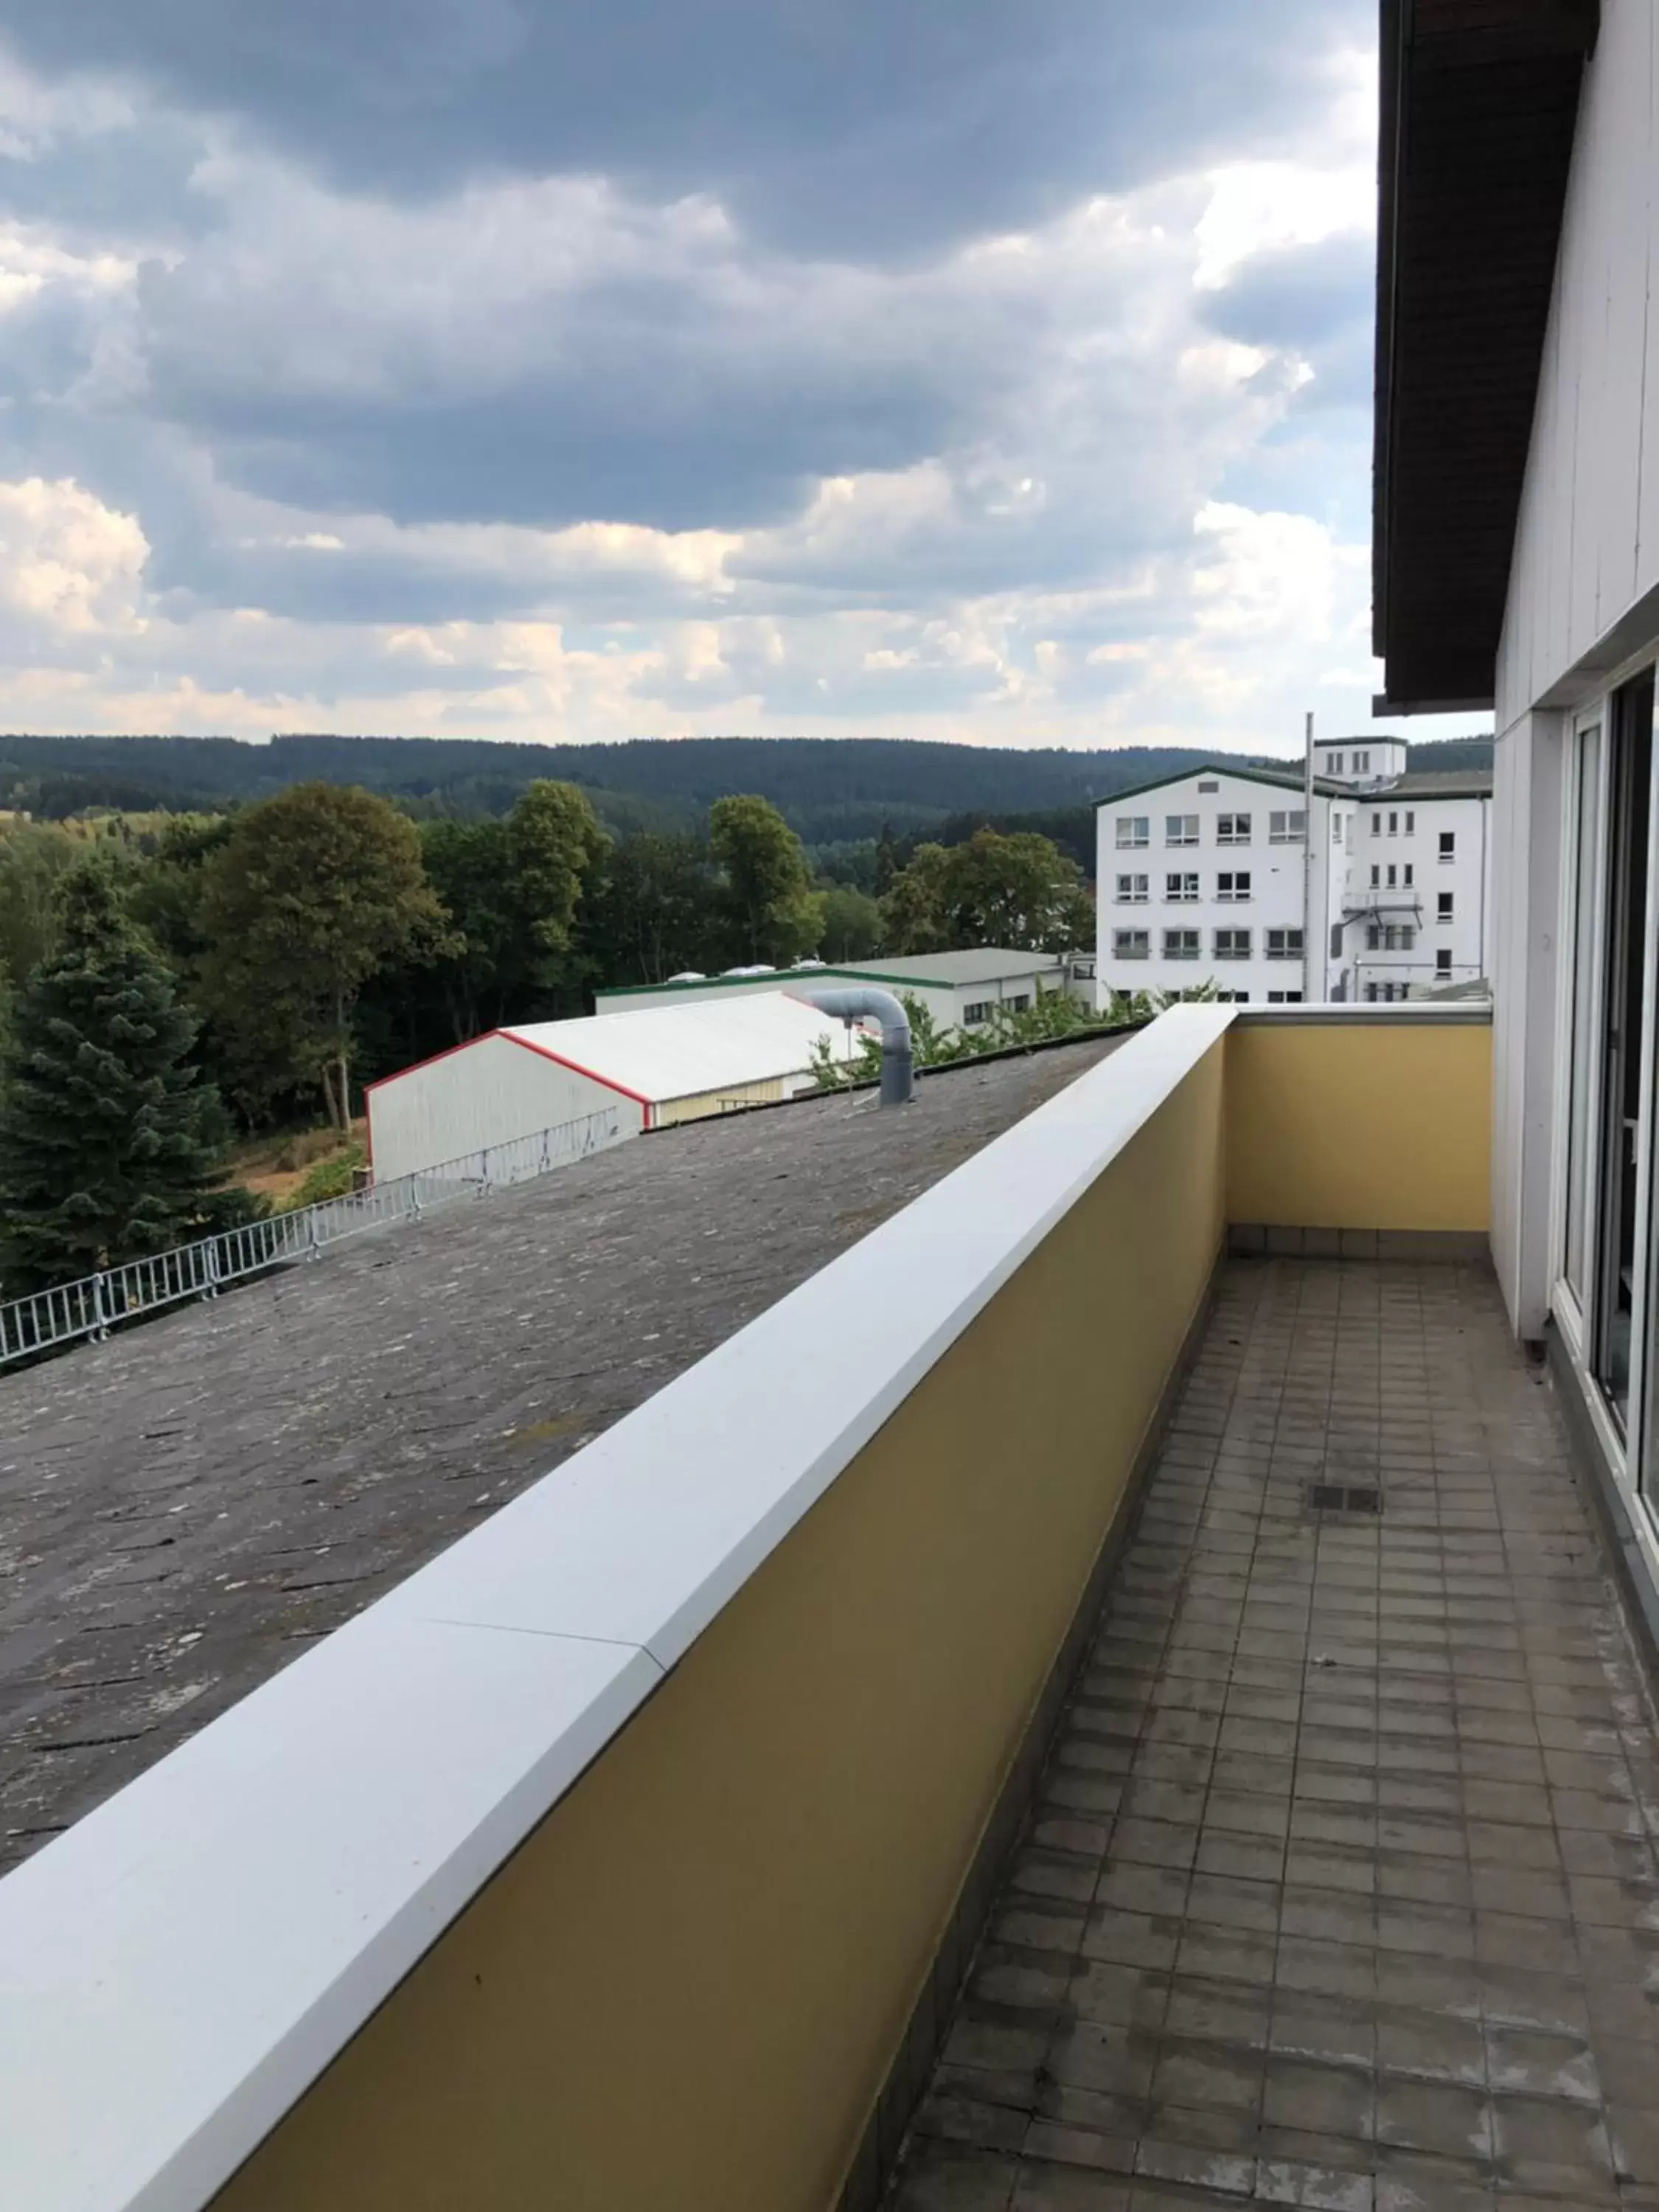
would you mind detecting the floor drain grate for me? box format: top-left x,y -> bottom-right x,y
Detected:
1307,1481 -> 1382,1515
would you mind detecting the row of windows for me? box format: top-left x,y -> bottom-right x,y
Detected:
1115,810 -> 1304,850
959,994 -> 1031,1024
1113,870 -> 1257,902
1360,950 -> 1456,978
1111,928 -> 1304,961
1183,990 -> 1308,1003
1118,809 -> 1460,857
1326,750 -> 1373,776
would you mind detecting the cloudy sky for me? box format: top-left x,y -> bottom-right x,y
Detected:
0,4 -> 1479,758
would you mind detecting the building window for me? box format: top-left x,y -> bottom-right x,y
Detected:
1268,809 -> 1306,844
1267,990 -> 1304,1004
1366,925 -> 1381,950
1437,891 -> 1454,921
1330,924 -> 1343,959
1265,928 -> 1303,959
1197,779 -> 1219,793
1116,872 -> 1149,902
1116,815 -> 1150,849
1332,815 -> 1343,844
961,1000 -> 992,1024
1388,811 -> 1399,835
1379,924 -> 1416,952
1370,864 -> 1380,888
1214,991 -> 1251,1004
1166,872 -> 1199,902
1216,871 -> 1251,902
1217,813 -> 1251,846
1372,811 -> 1382,834
1386,863 -> 1397,888
1166,813 -> 1200,845
1405,811 -> 1416,834
1163,928 -> 1201,960
1112,930 -> 1150,960
1354,750 -> 1371,773
1403,863 -> 1414,887
1439,831 -> 1455,860
1214,928 -> 1252,961
1435,950 -> 1452,978
1329,753 -> 1345,775
1006,994 -> 1032,1012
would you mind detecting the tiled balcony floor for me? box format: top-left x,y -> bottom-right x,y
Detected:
892,1258 -> 1659,2212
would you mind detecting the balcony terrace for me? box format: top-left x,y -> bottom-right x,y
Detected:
4,1004 -> 1655,2212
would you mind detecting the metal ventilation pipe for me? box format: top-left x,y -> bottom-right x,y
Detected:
793,986 -> 914,1106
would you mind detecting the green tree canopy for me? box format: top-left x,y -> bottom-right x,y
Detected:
817,883 -> 883,962
879,842 -> 953,954
197,782 -> 450,1128
883,829 -> 1092,955
584,830 -> 720,987
0,821 -> 79,992
709,794 -> 824,967
505,779 -> 609,998
0,863 -> 232,1293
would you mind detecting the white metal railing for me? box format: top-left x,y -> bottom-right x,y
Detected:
0,1105 -> 624,1370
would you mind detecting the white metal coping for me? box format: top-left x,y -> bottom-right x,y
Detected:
0,1008 -> 1244,2211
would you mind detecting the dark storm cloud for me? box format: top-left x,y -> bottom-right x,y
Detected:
1,0 -> 1369,256
1200,233 -> 1374,406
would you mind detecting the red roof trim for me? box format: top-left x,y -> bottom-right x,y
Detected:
364,1027 -> 654,1153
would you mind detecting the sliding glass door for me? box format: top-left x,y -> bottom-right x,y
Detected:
1593,669 -> 1655,1436
1562,719 -> 1604,1313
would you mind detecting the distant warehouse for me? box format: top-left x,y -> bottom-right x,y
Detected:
366,992 -> 864,1183
594,947 -> 1095,1033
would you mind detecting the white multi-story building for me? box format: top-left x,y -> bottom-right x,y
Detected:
1093,747 -> 1492,1007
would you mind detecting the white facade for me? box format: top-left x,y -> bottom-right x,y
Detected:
1455,1 -> 1659,1587
1093,762 -> 1491,1009
1095,769 -> 1334,1008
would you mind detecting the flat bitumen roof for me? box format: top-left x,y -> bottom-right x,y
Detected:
841,950 -> 1068,987
0,1034 -> 1124,1872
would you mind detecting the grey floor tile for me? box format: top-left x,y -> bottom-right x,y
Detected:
891,1260 -> 1659,2212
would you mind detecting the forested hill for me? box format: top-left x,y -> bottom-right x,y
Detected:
0,732 -> 1494,846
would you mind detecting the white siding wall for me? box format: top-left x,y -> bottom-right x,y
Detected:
367,1034 -> 638,1183
1095,773 -> 1330,1006
1495,0 -> 1659,731
1487,0 -> 1655,1332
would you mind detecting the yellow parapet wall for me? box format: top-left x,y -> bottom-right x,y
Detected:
1225,1018 -> 1492,1232
211,1040 -> 1227,2212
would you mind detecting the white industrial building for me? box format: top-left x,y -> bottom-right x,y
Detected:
595,949 -> 1090,1034
366,993 -> 863,1183
1092,749 -> 1492,1007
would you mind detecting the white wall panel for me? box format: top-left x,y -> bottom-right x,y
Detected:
1499,0 -> 1658,728
367,1034 -> 635,1182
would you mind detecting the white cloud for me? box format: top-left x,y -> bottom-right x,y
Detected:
0,15 -> 1468,759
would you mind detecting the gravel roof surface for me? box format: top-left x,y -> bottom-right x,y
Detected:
0,1034 -> 1124,1871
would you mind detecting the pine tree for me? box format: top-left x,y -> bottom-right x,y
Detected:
0,863 -> 230,1293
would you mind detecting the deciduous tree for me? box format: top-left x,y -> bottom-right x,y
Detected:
197,783 -> 449,1129
709,795 -> 824,967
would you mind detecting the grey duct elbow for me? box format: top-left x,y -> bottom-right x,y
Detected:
792,986 -> 914,1107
